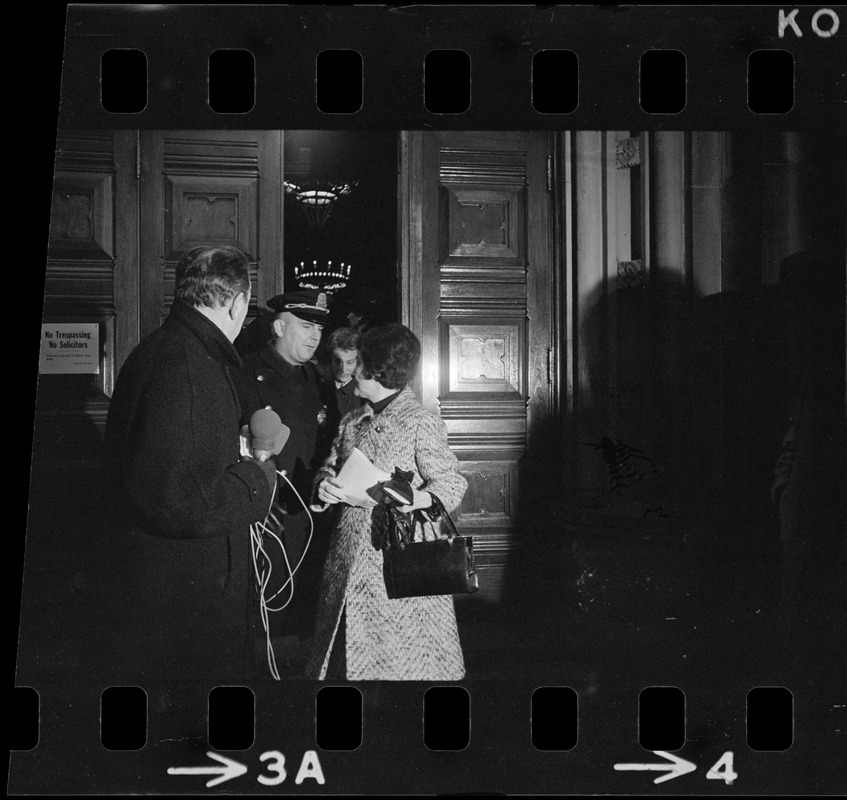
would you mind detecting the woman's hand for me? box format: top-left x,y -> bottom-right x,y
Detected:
318,477 -> 347,505
317,477 -> 378,509
398,488 -> 433,515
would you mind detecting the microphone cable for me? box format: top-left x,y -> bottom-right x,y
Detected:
250,469 -> 315,680
250,479 -> 281,679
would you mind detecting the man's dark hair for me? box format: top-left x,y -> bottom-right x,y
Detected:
327,327 -> 361,353
174,245 -> 250,309
358,324 -> 421,390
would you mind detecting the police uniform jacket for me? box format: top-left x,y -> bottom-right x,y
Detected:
234,344 -> 333,509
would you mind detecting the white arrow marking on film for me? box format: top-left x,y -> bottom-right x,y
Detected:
614,750 -> 697,784
167,751 -> 248,787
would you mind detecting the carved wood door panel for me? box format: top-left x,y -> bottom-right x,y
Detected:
404,131 -> 555,567
38,131 -> 137,468
138,130 -> 283,338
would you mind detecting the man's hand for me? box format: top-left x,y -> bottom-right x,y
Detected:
239,425 -> 251,457
242,453 -> 278,494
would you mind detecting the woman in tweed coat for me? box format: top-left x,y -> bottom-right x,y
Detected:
305,324 -> 467,680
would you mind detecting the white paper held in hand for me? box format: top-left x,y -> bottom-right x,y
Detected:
334,447 -> 391,508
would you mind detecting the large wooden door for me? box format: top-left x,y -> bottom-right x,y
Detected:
138,130 -> 283,338
35,129 -> 284,473
401,131 -> 556,570
37,130 -> 137,470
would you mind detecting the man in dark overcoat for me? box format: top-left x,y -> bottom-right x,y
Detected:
101,245 -> 277,683
324,326 -> 364,437
232,290 -> 335,640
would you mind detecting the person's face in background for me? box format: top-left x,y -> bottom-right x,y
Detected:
273,313 -> 324,365
347,311 -> 363,330
332,348 -> 359,385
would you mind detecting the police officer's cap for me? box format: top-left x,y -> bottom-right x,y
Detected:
267,289 -> 330,324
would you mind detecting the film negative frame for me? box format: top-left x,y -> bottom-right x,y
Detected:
12,4 -> 847,795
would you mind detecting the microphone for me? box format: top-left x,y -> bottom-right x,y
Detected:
249,408 -> 291,462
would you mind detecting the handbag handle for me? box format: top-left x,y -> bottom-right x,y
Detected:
381,492 -> 459,552
419,492 -> 459,541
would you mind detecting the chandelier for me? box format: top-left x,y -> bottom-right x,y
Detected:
284,179 -> 357,229
295,259 -> 352,291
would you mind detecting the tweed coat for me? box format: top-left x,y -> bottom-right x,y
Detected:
304,388 -> 468,681
101,300 -> 273,682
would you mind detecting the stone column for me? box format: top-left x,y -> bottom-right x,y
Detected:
761,132 -> 816,285
650,131 -> 689,283
690,131 -> 763,296
572,131 -> 608,496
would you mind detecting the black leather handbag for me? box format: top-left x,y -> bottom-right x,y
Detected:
381,492 -> 480,599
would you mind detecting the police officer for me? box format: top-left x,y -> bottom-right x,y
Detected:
232,289 -> 335,639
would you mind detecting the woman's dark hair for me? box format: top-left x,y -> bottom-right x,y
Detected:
358,324 -> 421,390
174,245 -> 250,309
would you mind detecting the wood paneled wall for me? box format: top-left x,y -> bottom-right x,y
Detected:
39,130 -> 283,468
39,131 -> 133,466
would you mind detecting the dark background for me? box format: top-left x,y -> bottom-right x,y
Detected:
283,129 -> 398,323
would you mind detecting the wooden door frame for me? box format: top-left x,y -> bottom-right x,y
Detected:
113,130 -> 140,376
138,130 -> 164,341
257,131 -> 284,303
398,131 -> 439,408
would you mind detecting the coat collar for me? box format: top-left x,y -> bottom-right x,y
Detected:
167,300 -> 243,368
366,389 -> 401,415
257,344 -> 319,379
350,387 -> 418,429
